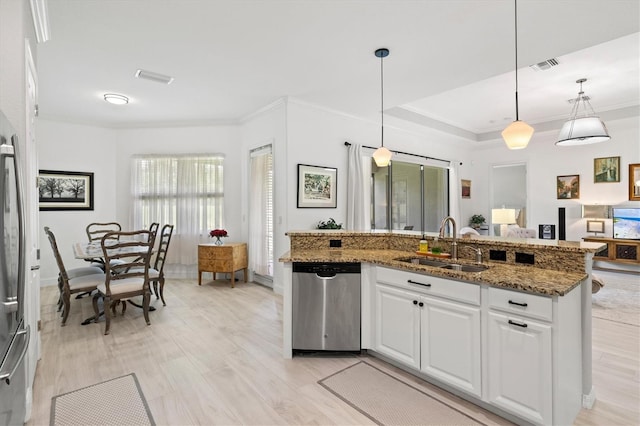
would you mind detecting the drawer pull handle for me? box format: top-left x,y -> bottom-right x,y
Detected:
508,319 -> 528,328
407,279 -> 431,287
418,302 -> 424,307
508,300 -> 528,307
413,300 -> 418,305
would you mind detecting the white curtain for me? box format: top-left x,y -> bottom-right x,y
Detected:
131,154 -> 224,274
448,161 -> 461,228
249,147 -> 273,276
346,143 -> 370,230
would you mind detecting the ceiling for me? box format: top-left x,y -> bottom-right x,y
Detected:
36,0 -> 640,142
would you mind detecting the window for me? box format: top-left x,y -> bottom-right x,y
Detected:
371,159 -> 449,232
132,154 -> 224,265
249,145 -> 274,280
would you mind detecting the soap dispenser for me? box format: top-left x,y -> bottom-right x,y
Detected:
419,236 -> 428,253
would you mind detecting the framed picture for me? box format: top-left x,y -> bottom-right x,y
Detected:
38,170 -> 94,211
461,179 -> 471,199
297,164 -> 337,208
586,220 -> 605,234
557,175 -> 580,199
629,163 -> 640,201
594,156 -> 620,183
538,224 -> 556,240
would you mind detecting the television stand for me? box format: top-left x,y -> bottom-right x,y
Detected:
582,237 -> 640,266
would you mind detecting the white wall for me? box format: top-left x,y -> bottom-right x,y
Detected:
37,120 -> 117,284
472,116 -> 640,241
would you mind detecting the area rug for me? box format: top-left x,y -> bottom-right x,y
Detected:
50,373 -> 155,426
591,272 -> 640,327
319,361 -> 485,425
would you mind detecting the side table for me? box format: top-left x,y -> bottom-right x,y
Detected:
198,242 -> 248,287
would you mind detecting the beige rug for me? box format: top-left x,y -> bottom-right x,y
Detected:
591,271 -> 640,327
50,373 -> 155,426
319,361 -> 485,425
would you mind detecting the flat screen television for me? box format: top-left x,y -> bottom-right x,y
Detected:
612,207 -> 640,240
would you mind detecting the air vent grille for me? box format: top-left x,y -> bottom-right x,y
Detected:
529,58 -> 559,71
135,69 -> 174,85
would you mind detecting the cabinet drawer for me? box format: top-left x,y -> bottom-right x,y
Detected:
376,267 -> 479,306
488,287 -> 552,322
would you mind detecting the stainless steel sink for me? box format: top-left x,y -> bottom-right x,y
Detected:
441,264 -> 489,272
397,258 -> 449,267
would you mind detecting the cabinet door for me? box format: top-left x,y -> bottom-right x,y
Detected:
487,311 -> 552,425
375,284 -> 420,369
420,296 -> 481,397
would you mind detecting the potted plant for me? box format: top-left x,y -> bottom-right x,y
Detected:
317,218 -> 343,229
469,214 -> 486,229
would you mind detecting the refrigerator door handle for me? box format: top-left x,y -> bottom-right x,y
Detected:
1,297 -> 18,313
0,325 -> 30,385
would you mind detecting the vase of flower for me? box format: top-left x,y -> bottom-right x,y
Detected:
209,229 -> 228,245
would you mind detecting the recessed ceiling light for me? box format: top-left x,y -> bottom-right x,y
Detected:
135,69 -> 174,85
103,93 -> 129,105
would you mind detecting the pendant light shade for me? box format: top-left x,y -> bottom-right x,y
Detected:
502,0 -> 533,150
556,78 -> 610,146
502,120 -> 534,150
372,48 -> 392,167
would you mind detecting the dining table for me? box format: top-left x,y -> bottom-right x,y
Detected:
72,241 -> 157,325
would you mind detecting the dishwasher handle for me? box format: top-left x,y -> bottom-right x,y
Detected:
316,272 -> 337,279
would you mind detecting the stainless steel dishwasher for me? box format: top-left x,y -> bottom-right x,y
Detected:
292,262 -> 361,352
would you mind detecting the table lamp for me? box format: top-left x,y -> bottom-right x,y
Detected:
492,208 -> 517,236
582,204 -> 609,236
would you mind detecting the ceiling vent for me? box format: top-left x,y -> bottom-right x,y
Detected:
135,69 -> 174,85
529,58 -> 559,71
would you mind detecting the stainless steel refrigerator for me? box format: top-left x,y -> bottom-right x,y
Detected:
0,110 -> 29,426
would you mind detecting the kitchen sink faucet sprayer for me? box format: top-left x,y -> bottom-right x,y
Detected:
438,216 -> 457,260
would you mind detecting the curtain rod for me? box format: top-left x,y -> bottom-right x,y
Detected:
344,141 -> 462,165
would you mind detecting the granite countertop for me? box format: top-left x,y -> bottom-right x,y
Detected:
279,249 -> 587,296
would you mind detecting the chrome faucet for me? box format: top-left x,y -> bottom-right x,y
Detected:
438,216 -> 457,260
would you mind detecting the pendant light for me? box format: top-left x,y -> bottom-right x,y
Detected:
372,48 -> 392,167
555,78 -> 610,146
501,0 -> 534,150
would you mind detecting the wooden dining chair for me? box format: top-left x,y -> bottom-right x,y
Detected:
86,222 -> 121,243
92,229 -> 156,335
149,224 -> 174,305
44,226 -> 106,326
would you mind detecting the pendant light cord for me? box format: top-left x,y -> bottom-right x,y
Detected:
514,0 -> 520,121
380,53 -> 385,147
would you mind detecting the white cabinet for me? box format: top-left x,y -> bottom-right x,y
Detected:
374,268 -> 481,397
421,296 -> 481,397
487,311 -> 552,425
375,284 -> 420,369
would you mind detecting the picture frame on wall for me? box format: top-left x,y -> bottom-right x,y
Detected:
38,170 -> 94,211
297,164 -> 337,208
594,156 -> 620,183
461,179 -> 471,199
630,163 -> 640,201
556,175 -> 580,199
539,224 -> 556,240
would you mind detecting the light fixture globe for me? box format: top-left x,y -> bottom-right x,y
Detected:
103,93 -> 129,105
372,146 -> 392,167
502,120 -> 534,149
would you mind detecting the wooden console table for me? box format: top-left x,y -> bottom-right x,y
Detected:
582,237 -> 640,266
198,242 -> 248,287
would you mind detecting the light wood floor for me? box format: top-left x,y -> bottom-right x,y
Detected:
27,276 -> 639,425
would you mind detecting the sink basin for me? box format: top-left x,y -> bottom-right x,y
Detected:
397,258 -> 449,268
441,264 -> 489,272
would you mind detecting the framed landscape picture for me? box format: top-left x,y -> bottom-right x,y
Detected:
297,164 -> 337,208
594,156 -> 620,183
557,175 -> 580,199
461,179 -> 471,199
38,170 -> 94,211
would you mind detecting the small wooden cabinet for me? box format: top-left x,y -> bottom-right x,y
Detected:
198,243 -> 248,287
583,237 -> 640,265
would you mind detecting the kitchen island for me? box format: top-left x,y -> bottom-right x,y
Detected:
280,231 -> 605,425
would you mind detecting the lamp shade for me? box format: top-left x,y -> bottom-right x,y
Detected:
502,120 -> 534,149
372,146 -> 392,167
556,117 -> 610,146
582,204 -> 610,219
492,208 -> 517,224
